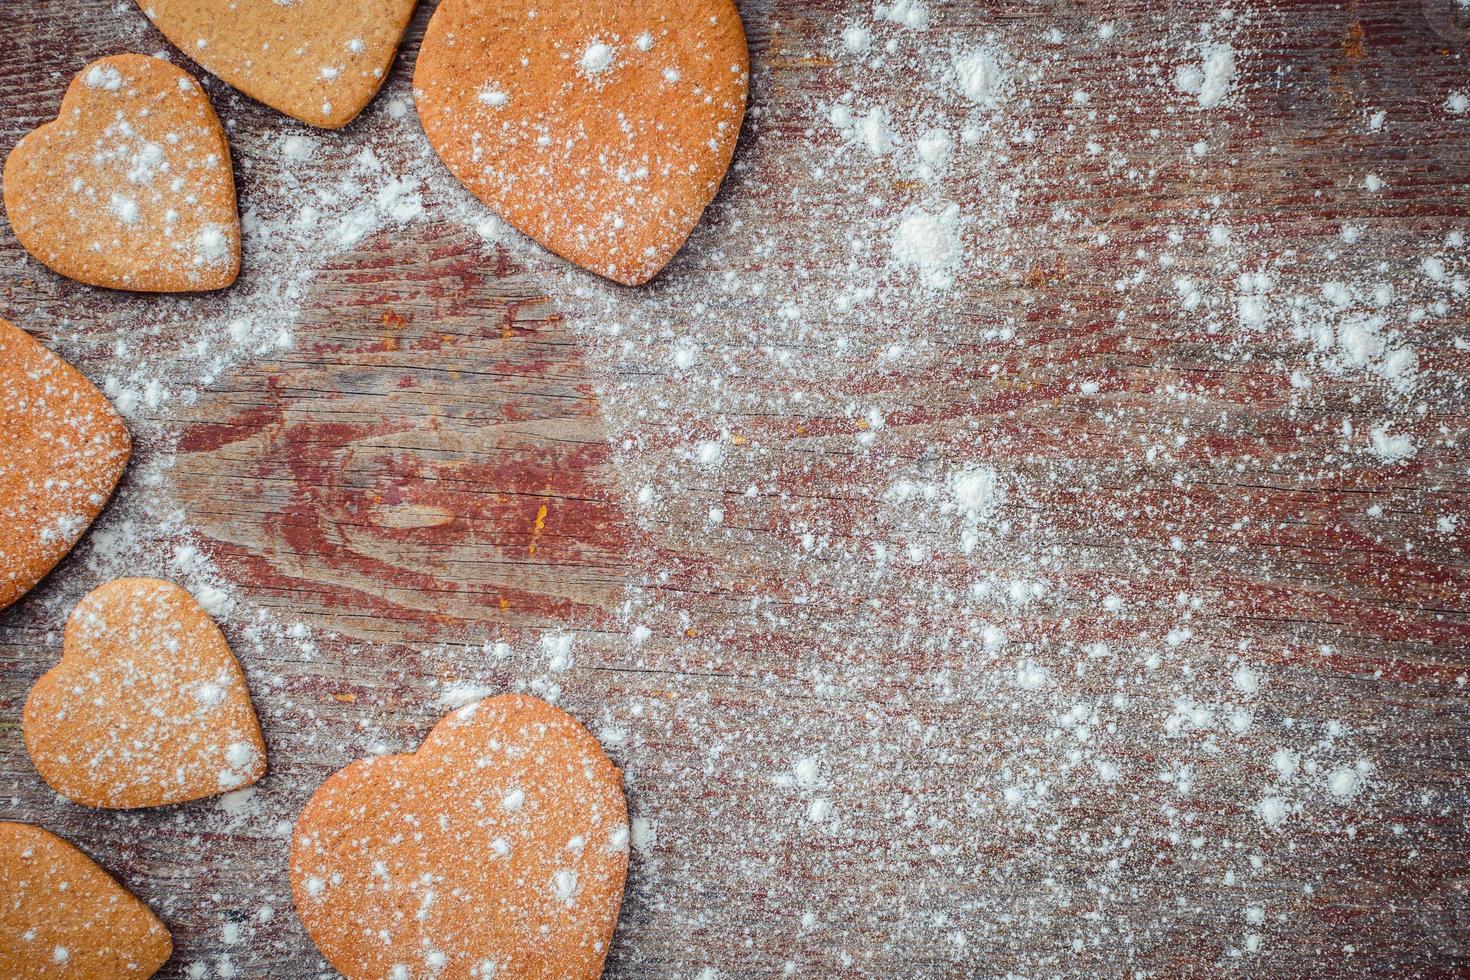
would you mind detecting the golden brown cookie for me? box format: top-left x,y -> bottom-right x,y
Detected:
292,694 -> 628,979
3,54 -> 239,292
136,0 -> 419,128
415,0 -> 749,286
0,822 -> 172,979
24,578 -> 267,809
0,319 -> 131,612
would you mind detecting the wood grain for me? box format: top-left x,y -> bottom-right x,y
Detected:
2,0 -> 1469,977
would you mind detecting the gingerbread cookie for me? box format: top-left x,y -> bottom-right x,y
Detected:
0,822 -> 172,979
24,578 -> 267,809
415,0 -> 749,286
136,0 -> 419,128
3,54 -> 239,292
0,319 -> 131,612
292,694 -> 628,979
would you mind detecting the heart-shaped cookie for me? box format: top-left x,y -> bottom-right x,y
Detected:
1,822 -> 172,979
24,578 -> 268,809
3,54 -> 239,292
0,318 -> 131,612
415,0 -> 749,286
292,694 -> 628,979
136,0 -> 420,128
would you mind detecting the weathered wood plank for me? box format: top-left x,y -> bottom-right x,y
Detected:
2,0 -> 1470,977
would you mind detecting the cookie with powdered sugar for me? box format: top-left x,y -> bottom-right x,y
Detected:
134,0 -> 418,128
3,54 -> 239,292
415,0 -> 749,286
0,318 -> 131,612
0,822 -> 172,978
24,578 -> 268,809
292,694 -> 629,978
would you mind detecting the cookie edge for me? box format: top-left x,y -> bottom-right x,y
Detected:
0,318 -> 132,611
0,820 -> 174,977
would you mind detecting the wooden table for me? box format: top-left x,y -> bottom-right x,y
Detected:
3,0 -> 1469,975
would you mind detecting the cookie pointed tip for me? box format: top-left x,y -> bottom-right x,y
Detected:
613,269 -> 657,287
299,106 -> 360,130
606,256 -> 671,287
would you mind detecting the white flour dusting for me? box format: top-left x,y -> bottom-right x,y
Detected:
1176,42 -> 1238,109
892,204 -> 962,288
0,0 -> 1464,975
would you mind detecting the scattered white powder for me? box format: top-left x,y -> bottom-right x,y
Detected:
1369,424 -> 1416,462
878,0 -> 928,30
891,204 -> 962,289
1327,767 -> 1360,798
948,466 -> 999,520
194,225 -> 231,265
695,440 -> 724,467
375,178 -> 425,223
1014,661 -> 1048,690
552,869 -> 579,903
193,681 -> 226,706
580,41 -> 615,75
954,48 -> 1001,105
1236,272 -> 1272,330
858,107 -> 893,156
125,142 -> 166,184
84,63 -> 123,91
915,128 -> 954,174
439,682 -> 494,709
109,193 -> 140,225
540,632 -> 574,671
3,8 -> 1439,975
1176,43 -> 1237,109
1256,796 -> 1287,828
280,134 -> 314,161
219,742 -> 258,788
630,816 -> 656,853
